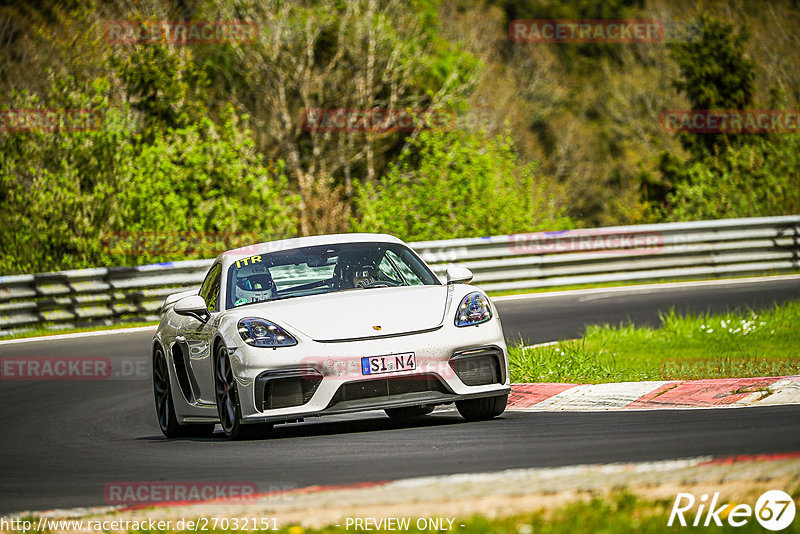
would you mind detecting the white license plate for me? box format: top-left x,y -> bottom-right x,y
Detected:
361,352 -> 416,375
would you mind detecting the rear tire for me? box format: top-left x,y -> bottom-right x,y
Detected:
384,405 -> 435,419
456,394 -> 507,421
153,346 -> 215,438
214,344 -> 272,440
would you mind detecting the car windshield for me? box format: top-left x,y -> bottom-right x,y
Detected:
225,242 -> 440,309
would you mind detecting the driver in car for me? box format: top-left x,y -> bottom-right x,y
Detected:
351,262 -> 379,288
335,251 -> 382,289
233,263 -> 275,305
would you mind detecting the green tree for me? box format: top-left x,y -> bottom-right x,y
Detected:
0,81 -> 132,273
668,13 -> 756,157
667,134 -> 800,220
352,128 -> 573,241
0,87 -> 297,274
645,13 -> 760,217
195,0 -> 479,235
495,0 -> 641,69
113,108 -> 298,265
113,42 -> 210,142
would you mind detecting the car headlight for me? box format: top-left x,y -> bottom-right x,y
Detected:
454,292 -> 492,327
237,318 -> 297,347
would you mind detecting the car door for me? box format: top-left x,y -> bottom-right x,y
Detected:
184,261 -> 223,405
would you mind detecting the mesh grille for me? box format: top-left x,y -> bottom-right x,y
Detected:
262,376 -> 321,410
329,374 -> 447,406
451,354 -> 502,386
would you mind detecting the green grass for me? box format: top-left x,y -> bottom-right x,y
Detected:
117,490 -> 800,533
0,320 -> 158,341
509,299 -> 800,383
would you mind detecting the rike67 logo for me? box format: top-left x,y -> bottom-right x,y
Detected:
669,490 -> 796,530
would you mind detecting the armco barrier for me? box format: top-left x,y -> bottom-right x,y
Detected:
0,216 -> 798,335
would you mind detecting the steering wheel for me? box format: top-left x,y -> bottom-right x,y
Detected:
360,279 -> 400,288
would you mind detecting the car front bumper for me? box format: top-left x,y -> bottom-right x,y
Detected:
227,322 -> 510,424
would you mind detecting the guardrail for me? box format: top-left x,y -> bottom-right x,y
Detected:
1,216 -> 798,335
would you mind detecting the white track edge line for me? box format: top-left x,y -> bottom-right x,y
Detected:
491,274 -> 800,301
0,325 -> 157,346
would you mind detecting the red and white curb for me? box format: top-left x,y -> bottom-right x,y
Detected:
508,376 -> 800,411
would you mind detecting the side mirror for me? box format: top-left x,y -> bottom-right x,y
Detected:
446,265 -> 473,285
173,295 -> 210,323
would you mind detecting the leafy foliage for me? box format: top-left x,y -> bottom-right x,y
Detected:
352,128 -> 574,241
192,0 -> 480,235
644,12 -> 797,219
495,0 -> 640,68
1,0 -> 799,275
667,134 -> 800,220
0,90 -> 296,273
668,13 -> 757,157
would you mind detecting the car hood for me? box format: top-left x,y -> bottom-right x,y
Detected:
240,285 -> 450,341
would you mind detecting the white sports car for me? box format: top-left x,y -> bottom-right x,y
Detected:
152,233 -> 509,439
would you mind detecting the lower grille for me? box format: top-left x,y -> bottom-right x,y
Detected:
328,374 -> 447,406
256,371 -> 322,411
450,350 -> 503,386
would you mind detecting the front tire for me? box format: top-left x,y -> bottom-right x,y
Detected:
456,394 -> 507,421
153,346 -> 215,438
214,344 -> 272,440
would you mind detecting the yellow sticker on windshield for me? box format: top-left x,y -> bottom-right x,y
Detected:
235,255 -> 262,268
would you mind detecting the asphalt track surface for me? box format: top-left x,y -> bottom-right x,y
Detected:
1,277 -> 799,515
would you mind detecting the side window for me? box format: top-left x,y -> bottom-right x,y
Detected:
199,263 -> 222,312
386,250 -> 424,285
377,254 -> 403,284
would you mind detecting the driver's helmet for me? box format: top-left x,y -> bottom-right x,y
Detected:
234,262 -> 274,305
348,259 -> 379,288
